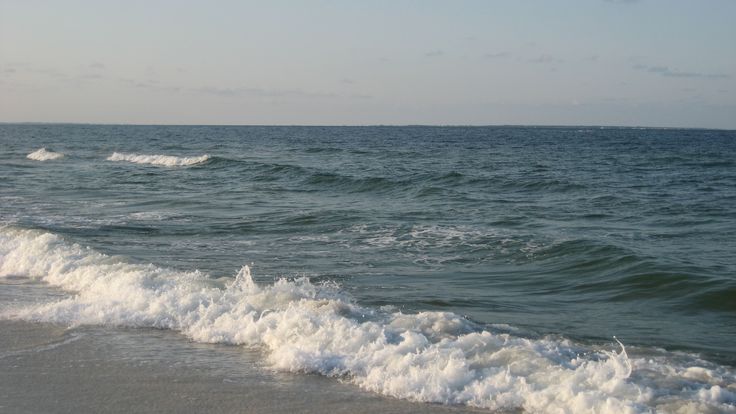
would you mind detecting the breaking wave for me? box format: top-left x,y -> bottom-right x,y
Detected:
0,227 -> 734,413
27,148 -> 64,161
107,152 -> 211,166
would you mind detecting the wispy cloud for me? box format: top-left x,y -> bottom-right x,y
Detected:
1,63 -> 348,101
349,93 -> 373,100
483,52 -> 511,59
6,63 -> 68,79
424,50 -> 444,57
193,86 -> 338,99
78,73 -> 103,80
527,54 -> 563,64
114,77 -> 347,99
633,63 -> 730,79
118,78 -> 181,93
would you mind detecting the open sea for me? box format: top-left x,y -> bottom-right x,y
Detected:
1,124 -> 735,413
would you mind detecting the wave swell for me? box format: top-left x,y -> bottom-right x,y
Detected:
27,148 -> 64,161
0,227 -> 734,413
107,152 -> 211,166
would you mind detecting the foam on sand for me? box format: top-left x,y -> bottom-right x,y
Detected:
1,227 -> 734,413
27,148 -> 64,161
107,152 -> 210,166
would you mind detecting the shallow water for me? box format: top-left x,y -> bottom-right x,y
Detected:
1,124 -> 735,412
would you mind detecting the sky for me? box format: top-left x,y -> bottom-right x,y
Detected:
1,0 -> 735,128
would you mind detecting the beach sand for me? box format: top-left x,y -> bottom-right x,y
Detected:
0,320 -> 489,414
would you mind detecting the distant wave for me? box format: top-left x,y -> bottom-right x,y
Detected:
1,226 -> 734,413
107,152 -> 211,166
27,148 -> 64,161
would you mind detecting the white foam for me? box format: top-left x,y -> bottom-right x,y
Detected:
351,224 -> 497,249
347,224 -> 551,265
1,227 -> 734,413
26,148 -> 64,161
107,152 -> 210,166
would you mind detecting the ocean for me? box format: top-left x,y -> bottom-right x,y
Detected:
1,124 -> 735,413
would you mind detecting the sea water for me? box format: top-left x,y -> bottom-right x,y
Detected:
1,124 -> 735,413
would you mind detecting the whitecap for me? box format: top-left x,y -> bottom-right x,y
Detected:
107,152 -> 210,166
1,227 -> 734,414
26,148 -> 64,161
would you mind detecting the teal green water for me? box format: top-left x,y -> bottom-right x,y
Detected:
1,124 -> 735,412
2,124 -> 735,361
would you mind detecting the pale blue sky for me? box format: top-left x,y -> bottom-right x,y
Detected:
1,0 -> 735,128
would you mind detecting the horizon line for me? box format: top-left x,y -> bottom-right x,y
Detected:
1,121 -> 733,131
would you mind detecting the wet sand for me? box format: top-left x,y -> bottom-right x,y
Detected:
0,320 -> 491,414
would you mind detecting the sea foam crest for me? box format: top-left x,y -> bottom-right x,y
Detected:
107,152 -> 210,166
27,148 -> 64,161
1,227 -> 734,414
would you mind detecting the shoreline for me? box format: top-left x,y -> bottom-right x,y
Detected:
0,319 -> 484,414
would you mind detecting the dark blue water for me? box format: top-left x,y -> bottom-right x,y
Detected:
2,124 -> 735,412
